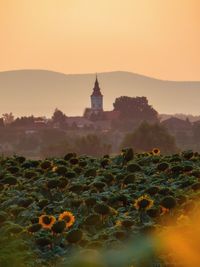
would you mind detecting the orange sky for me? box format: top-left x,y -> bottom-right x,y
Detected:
0,0 -> 200,80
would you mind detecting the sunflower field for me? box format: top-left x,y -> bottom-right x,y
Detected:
0,148 -> 200,267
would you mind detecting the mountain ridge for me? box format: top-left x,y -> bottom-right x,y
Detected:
1,69 -> 200,82
0,69 -> 200,117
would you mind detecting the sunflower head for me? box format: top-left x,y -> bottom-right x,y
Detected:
152,148 -> 160,155
27,223 -> 42,233
134,195 -> 154,211
52,220 -> 66,234
59,211 -> 75,228
39,215 -> 56,229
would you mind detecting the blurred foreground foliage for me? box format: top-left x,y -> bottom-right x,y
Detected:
0,148 -> 200,266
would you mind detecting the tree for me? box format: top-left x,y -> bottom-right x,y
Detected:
11,116 -> 35,127
121,122 -> 178,154
2,113 -> 14,125
113,96 -> 158,122
0,118 -> 4,128
75,134 -> 111,156
52,108 -> 67,126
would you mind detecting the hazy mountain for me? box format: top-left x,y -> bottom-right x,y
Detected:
0,70 -> 200,118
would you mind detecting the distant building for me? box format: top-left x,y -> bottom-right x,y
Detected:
65,75 -> 120,130
104,110 -> 120,121
91,75 -> 103,112
84,75 -> 105,120
65,116 -> 93,128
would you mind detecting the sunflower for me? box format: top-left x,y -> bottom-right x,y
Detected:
134,195 -> 154,211
39,215 -> 56,229
59,211 -> 75,228
152,148 -> 160,155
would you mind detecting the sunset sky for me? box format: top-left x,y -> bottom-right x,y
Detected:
0,0 -> 199,80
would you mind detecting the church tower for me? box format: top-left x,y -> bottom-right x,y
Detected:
91,75 -> 103,112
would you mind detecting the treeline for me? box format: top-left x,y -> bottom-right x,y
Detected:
0,95 -> 200,157
41,122 -> 178,157
0,121 -> 177,158
0,96 -> 159,130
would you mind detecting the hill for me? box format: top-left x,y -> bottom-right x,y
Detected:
0,70 -> 200,117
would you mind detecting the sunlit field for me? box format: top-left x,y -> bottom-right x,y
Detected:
0,148 -> 200,267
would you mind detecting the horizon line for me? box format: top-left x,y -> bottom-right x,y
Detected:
0,68 -> 200,83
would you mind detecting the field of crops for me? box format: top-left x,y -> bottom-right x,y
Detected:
0,148 -> 200,267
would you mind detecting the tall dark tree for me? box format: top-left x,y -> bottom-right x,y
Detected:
2,113 -> 14,125
52,108 -> 67,126
0,118 -> 4,128
113,96 -> 158,122
121,122 -> 178,154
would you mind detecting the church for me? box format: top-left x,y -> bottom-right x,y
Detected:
83,75 -> 104,119
65,75 -> 120,129
91,75 -> 103,112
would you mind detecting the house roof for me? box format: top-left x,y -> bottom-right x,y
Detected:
65,117 -> 93,126
103,110 -> 120,120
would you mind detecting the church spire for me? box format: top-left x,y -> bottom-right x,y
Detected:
90,74 -> 103,111
95,73 -> 98,86
91,74 -> 102,96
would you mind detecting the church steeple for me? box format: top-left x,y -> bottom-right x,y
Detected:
91,74 -> 103,111
91,74 -> 103,97
95,74 -> 99,86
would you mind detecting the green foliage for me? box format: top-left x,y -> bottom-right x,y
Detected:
0,225 -> 34,267
121,122 -> 178,154
0,150 -> 200,266
113,96 -> 158,122
52,108 -> 67,125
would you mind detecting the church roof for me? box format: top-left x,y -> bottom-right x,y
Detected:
91,75 -> 103,97
104,110 -> 120,120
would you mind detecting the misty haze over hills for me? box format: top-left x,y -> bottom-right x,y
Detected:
0,70 -> 200,118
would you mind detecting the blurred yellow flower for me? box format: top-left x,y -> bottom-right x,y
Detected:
134,195 -> 154,210
59,211 -> 75,228
39,215 -> 56,229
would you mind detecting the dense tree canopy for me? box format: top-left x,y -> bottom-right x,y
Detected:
2,113 -> 14,125
121,122 -> 178,154
11,116 -> 35,127
52,108 -> 67,125
113,96 -> 158,122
